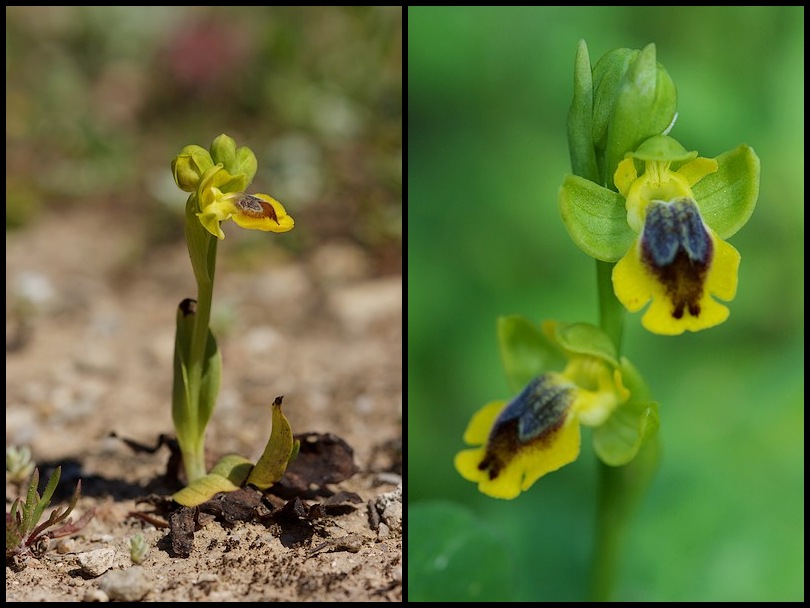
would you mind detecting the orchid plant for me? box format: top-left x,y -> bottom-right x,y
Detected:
169,134 -> 299,506
454,42 -> 760,600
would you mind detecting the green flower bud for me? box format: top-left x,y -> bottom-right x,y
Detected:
172,145 -> 214,192
209,133 -> 237,168
591,48 -> 638,155
234,146 -> 258,186
587,44 -> 677,189
210,134 -> 257,188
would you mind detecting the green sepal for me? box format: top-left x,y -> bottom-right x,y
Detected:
559,174 -> 633,262
209,134 -> 237,173
171,454 -> 253,507
567,40 -> 599,182
233,146 -> 258,187
629,134 -> 696,163
603,43 -> 677,189
246,397 -> 295,491
197,163 -> 249,199
209,134 -> 257,188
692,144 -> 760,239
497,316 -> 566,393
552,322 -> 618,367
592,357 -> 659,466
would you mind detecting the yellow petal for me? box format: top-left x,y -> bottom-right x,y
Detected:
197,210 -> 227,239
462,401 -> 506,445
614,158 -> 638,198
454,418 -> 580,500
612,239 -> 654,313
231,193 -> 294,233
707,236 -> 740,301
676,157 -> 718,186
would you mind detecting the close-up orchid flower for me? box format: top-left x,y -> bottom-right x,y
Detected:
560,134 -> 759,335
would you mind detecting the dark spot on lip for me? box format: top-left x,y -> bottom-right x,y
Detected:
477,375 -> 573,481
641,198 -> 712,320
236,194 -> 279,223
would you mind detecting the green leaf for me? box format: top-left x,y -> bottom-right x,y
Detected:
36,467 -> 61,527
171,299 -> 196,450
692,144 -> 760,239
497,316 -> 565,392
172,454 -> 253,507
559,174 -> 633,262
22,468 -> 41,533
409,501 -> 517,602
170,297 -> 222,457
197,326 -> 222,433
246,397 -> 294,490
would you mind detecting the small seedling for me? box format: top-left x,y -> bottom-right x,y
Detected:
6,445 -> 35,486
6,466 -> 94,568
129,533 -> 149,564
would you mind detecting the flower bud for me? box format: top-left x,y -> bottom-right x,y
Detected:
591,44 -> 677,188
210,134 -> 257,188
172,145 -> 214,192
209,133 -> 237,168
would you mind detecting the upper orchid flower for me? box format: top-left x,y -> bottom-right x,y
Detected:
172,134 -> 294,240
560,135 -> 759,335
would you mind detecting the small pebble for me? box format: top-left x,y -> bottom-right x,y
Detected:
99,566 -> 151,602
77,548 -> 116,577
370,483 -> 402,534
82,589 -> 110,602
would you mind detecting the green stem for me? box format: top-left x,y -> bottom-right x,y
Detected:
588,260 -> 628,601
589,435 -> 660,601
182,235 -> 217,482
592,257 -> 661,601
589,460 -> 631,601
596,260 -> 624,356
568,41 -> 650,600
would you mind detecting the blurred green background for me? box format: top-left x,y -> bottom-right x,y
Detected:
6,6 -> 401,263
409,6 -> 803,602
